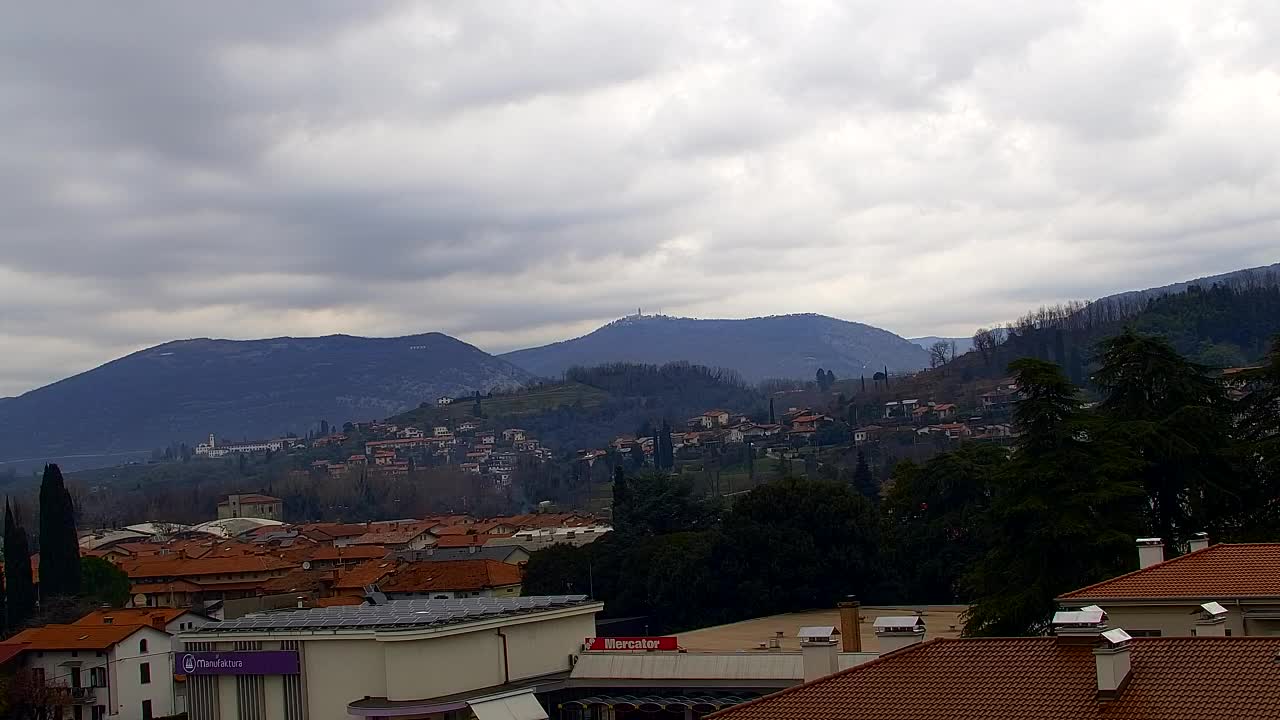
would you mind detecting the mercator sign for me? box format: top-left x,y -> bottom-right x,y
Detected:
584,636 -> 678,651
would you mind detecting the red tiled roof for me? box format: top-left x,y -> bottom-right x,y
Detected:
0,642 -> 28,665
307,545 -> 388,562
334,559 -> 399,590
131,579 -> 203,594
710,637 -> 1280,720
313,594 -> 364,607
434,533 -> 512,548
1059,544 -> 1280,600
349,528 -> 433,546
260,569 -> 330,594
7,624 -> 151,651
122,554 -> 294,578
75,608 -> 189,626
380,560 -> 521,593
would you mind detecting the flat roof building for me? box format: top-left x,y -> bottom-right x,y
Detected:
178,595 -> 600,720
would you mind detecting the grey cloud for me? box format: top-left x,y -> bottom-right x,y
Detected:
2,0 -> 1280,396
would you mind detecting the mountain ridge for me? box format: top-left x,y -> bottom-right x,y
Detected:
0,332 -> 533,471
501,312 -> 930,381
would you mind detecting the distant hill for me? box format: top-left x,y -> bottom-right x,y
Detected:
0,333 -> 533,470
910,336 -> 975,355
1096,261 -> 1280,309
503,314 -> 930,382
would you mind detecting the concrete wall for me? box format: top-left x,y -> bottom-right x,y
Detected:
383,630 -> 505,702
1098,604 -> 1246,637
302,639 -> 388,720
501,613 -> 595,682
111,626 -> 176,719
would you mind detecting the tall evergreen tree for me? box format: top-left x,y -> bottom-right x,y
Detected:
658,421 -> 675,470
1093,330 -> 1238,547
4,501 -> 36,629
38,463 -> 81,599
768,398 -> 775,425
963,359 -> 1143,636
852,451 -> 877,503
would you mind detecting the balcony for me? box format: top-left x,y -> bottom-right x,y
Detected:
70,686 -> 98,704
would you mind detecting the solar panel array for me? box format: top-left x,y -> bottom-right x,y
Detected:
202,595 -> 590,633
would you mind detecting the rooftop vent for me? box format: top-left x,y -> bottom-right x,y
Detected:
1052,609 -> 1108,628
874,616 -> 926,654
1195,601 -> 1229,636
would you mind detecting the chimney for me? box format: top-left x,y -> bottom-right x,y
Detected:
1137,538 -> 1164,569
798,627 -> 840,683
874,616 -> 926,654
1053,608 -> 1109,643
296,595 -> 305,609
838,598 -> 862,653
1188,532 -> 1210,553
151,614 -> 166,630
1194,601 -> 1228,636
767,631 -> 782,652
1094,628 -> 1133,699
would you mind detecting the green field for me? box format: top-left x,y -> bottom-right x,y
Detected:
390,382 -> 611,427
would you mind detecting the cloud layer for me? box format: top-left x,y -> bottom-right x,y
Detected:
2,1 -> 1279,395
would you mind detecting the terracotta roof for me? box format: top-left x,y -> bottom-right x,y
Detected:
297,523 -> 368,539
349,528 -> 433,546
307,545 -> 388,562
380,559 -> 521,593
710,637 -> 1280,720
131,579 -> 203,594
334,559 -> 399,590
260,569 -> 330,594
434,533 -> 512,548
0,642 -> 28,665
7,624 -> 150,650
75,608 -> 190,626
123,554 -> 294,579
313,594 -> 364,607
1059,544 -> 1280,600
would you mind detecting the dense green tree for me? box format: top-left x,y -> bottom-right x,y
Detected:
852,451 -> 877,503
657,421 -> 675,470
1093,330 -> 1239,546
38,464 -> 80,599
612,471 -> 719,538
963,359 -> 1143,636
79,557 -> 131,607
1235,336 -> 1280,535
4,501 -> 36,630
881,445 -> 1006,602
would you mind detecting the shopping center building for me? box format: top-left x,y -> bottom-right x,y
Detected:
178,594 -> 600,720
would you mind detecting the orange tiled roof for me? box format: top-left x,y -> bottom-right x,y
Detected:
349,527 -> 433,546
1059,544 -> 1280,600
434,533 -> 512,548
313,594 -> 364,607
122,554 -> 294,579
334,559 -> 399,590
380,559 -> 521,593
709,637 -> 1280,720
131,579 -> 203,594
297,523 -> 368,540
260,569 -> 330,594
75,608 -> 190,626
7,624 -> 151,651
307,545 -> 388,562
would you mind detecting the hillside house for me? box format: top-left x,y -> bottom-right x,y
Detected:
436,396 -> 454,405
216,493 -> 282,521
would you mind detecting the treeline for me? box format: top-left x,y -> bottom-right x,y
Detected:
969,282 -> 1280,385
525,331 -> 1280,636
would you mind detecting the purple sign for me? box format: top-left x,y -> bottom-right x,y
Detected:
176,651 -> 300,675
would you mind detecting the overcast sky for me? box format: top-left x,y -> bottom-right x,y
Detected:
2,1 -> 1279,396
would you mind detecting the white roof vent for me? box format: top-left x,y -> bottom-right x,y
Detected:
874,616 -> 925,633
1201,601 -> 1229,618
1136,537 -> 1163,546
1052,609 -> 1108,628
797,626 -> 839,642
1100,628 -> 1133,648
1080,605 -> 1104,614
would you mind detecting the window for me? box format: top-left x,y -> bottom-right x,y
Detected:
139,638 -> 148,653
74,706 -> 83,720
1128,629 -> 1162,638
139,662 -> 151,684
142,700 -> 153,720
92,706 -> 106,720
90,667 -> 107,688
32,668 -> 44,684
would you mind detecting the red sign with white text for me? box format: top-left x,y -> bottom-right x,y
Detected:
585,636 -> 678,651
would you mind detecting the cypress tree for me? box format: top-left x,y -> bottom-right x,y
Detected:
38,463 -> 81,599
852,451 -> 877,503
768,398 -> 776,425
4,500 -> 36,628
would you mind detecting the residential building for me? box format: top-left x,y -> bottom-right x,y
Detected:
216,493 -> 283,521
707,613 -> 1280,720
124,554 -> 294,607
1057,539 -> 1280,637
2,623 -> 176,720
178,595 -> 600,720
348,525 -> 436,552
377,559 -> 523,599
437,395 -> 455,405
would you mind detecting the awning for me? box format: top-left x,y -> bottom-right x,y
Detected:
560,693 -> 757,713
469,691 -> 548,720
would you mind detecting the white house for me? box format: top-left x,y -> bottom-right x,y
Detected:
5,623 -> 176,720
